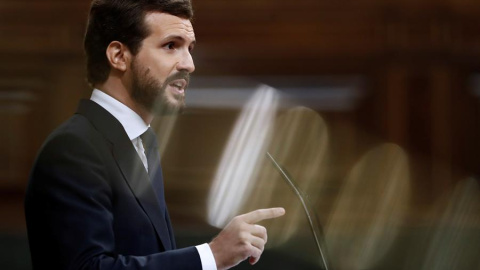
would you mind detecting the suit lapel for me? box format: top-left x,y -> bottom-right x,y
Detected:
112,143 -> 172,250
76,99 -> 172,251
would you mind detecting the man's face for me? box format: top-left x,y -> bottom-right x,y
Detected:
130,12 -> 195,114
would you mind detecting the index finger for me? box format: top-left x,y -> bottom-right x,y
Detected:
241,207 -> 285,224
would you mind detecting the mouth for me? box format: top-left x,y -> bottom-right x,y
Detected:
168,79 -> 188,94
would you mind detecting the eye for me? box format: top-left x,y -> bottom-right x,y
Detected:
164,42 -> 176,50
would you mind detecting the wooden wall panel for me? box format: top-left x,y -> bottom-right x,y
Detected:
0,0 -> 478,234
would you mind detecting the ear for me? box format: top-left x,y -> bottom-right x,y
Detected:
105,41 -> 131,72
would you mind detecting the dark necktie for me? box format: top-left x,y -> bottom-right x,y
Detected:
140,127 -> 173,249
140,128 -> 160,177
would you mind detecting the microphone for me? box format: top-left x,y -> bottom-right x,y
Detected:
266,152 -> 332,270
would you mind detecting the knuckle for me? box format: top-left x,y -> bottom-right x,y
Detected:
259,239 -> 267,248
238,222 -> 247,231
238,231 -> 248,242
240,245 -> 251,257
257,209 -> 266,215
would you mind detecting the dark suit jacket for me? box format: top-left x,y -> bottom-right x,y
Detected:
25,100 -> 202,270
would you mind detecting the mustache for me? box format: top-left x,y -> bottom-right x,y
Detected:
164,71 -> 190,88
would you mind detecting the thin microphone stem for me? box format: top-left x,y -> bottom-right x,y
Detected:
266,152 -> 331,270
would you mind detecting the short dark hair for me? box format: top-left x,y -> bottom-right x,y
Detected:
84,0 -> 193,86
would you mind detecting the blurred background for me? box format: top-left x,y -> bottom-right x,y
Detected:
1,0 -> 480,269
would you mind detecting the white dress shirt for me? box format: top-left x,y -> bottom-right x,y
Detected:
91,89 -> 217,270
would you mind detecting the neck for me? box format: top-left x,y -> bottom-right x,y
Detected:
95,76 -> 153,125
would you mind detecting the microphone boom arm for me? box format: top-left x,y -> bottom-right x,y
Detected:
266,152 -> 331,270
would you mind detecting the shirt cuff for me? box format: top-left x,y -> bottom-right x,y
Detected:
195,243 -> 217,270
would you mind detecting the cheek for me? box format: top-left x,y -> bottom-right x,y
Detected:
150,61 -> 173,80
138,52 -> 168,75
139,50 -> 178,81
153,53 -> 178,73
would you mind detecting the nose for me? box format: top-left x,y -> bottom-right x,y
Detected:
176,50 -> 195,73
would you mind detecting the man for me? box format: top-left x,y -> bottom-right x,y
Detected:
24,0 -> 285,270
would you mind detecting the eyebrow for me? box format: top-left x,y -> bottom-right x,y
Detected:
163,35 -> 196,47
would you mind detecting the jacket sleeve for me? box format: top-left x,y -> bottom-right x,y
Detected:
25,131 -> 202,270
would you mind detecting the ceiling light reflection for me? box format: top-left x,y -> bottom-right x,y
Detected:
419,177 -> 480,270
242,107 -> 329,249
207,85 -> 279,228
326,143 -> 410,270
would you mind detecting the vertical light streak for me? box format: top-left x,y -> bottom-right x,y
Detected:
151,114 -> 179,158
326,143 -> 410,270
207,85 -> 279,228
243,106 -> 329,249
420,178 -> 480,270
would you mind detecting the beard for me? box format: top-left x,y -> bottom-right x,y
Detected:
130,58 -> 189,115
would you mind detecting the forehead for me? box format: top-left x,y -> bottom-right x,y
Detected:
144,12 -> 195,41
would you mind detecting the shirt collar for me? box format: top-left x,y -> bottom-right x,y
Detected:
90,89 -> 148,140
